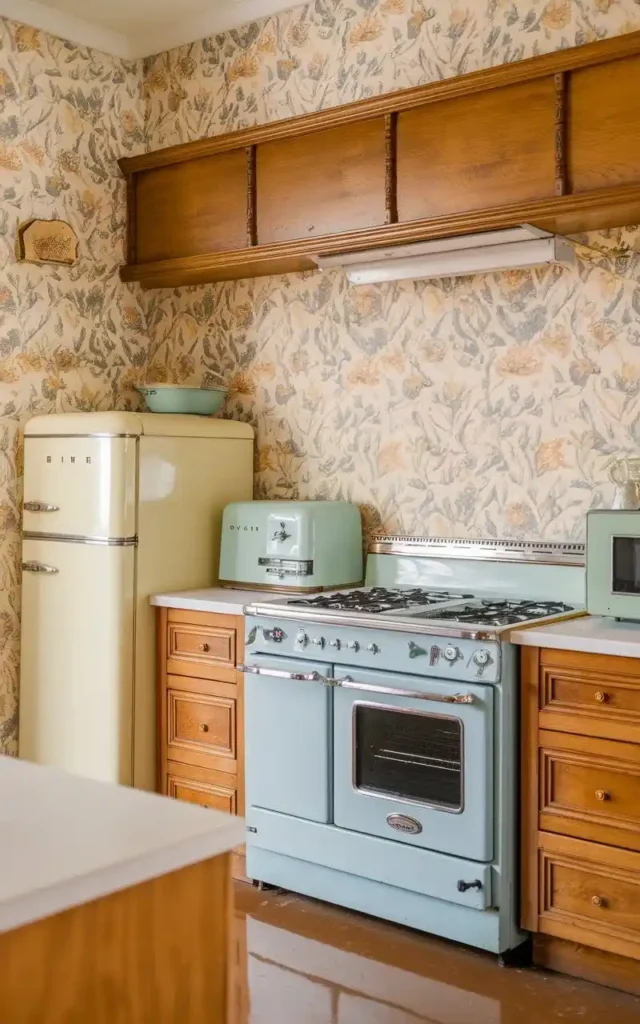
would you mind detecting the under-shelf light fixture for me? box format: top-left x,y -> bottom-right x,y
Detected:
312,225 -> 576,285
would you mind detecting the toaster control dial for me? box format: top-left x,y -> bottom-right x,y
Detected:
263,627 -> 285,643
295,629 -> 309,649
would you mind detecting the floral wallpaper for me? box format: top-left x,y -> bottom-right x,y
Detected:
2,0 -> 640,753
143,0 -> 640,545
0,18 -> 146,753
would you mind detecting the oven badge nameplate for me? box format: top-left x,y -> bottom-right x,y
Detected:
386,813 -> 422,835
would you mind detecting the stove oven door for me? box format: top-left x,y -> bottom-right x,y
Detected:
332,667 -> 493,862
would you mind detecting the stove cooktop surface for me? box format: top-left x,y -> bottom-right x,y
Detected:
287,586 -> 474,615
406,598 -> 577,627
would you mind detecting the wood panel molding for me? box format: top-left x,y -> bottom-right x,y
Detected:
120,182 -> 640,288
120,31 -> 640,288
119,30 -> 640,175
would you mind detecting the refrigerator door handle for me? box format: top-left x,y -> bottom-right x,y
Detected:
23,502 -> 60,512
22,561 -> 59,574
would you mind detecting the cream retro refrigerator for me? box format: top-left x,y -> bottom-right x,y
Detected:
18,411 -> 253,790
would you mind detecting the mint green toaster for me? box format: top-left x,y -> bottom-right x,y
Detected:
218,500 -> 363,592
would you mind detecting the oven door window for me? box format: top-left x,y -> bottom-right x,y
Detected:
354,703 -> 463,812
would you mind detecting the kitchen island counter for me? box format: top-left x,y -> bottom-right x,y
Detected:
0,755 -> 242,1022
511,614 -> 640,659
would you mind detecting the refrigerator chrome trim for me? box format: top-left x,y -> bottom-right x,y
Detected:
24,531 -> 138,547
369,535 -> 585,566
25,433 -> 140,439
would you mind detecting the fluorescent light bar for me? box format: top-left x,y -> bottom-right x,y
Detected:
314,224 -> 551,270
314,237 -> 574,286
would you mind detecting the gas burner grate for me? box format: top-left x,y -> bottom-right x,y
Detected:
287,586 -> 474,614
420,598 -> 576,627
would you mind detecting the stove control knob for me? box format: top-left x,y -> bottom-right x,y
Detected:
329,639 -> 342,650
443,644 -> 461,663
296,629 -> 309,648
345,640 -> 360,652
473,649 -> 491,667
311,636 -> 326,648
263,627 -> 285,643
367,643 -> 380,654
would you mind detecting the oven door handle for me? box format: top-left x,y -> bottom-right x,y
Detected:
325,678 -> 476,704
239,665 -> 321,682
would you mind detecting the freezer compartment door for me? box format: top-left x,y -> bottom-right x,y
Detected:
19,539 -> 135,784
23,436 -> 137,539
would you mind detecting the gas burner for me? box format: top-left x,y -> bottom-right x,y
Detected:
415,599 -> 576,627
288,586 -> 474,614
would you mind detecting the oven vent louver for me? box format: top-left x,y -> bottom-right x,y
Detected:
369,536 -> 585,566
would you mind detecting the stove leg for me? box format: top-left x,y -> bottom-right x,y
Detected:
252,879 -> 283,893
498,937 -> 533,968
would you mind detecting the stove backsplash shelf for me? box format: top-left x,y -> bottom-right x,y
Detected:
370,536 -> 585,566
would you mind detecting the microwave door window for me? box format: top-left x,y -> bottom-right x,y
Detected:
612,536 -> 640,594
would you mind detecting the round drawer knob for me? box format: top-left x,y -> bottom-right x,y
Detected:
595,789 -> 610,801
591,895 -> 607,908
199,642 -> 210,652
199,723 -> 209,732
595,691 -> 608,703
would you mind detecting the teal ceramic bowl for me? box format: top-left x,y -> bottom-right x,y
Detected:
136,384 -> 227,415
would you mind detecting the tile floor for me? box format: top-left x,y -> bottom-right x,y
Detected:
234,883 -> 640,1023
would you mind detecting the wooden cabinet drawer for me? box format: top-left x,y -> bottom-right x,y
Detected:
539,650 -> 640,743
168,771 -> 237,814
167,682 -> 237,773
539,731 -> 640,851
166,761 -> 238,810
167,609 -> 237,682
538,832 -> 640,959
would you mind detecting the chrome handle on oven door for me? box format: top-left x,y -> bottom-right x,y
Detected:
325,678 -> 475,704
22,561 -> 59,574
239,665 -> 320,681
24,502 -> 60,512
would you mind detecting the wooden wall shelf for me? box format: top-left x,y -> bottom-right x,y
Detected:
120,31 -> 640,289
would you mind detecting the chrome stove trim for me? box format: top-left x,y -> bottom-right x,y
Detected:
369,535 -> 585,566
243,602 -> 498,640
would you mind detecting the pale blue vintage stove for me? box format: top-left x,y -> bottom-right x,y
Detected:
241,537 -> 585,959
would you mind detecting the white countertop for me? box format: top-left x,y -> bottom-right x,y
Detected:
151,587 -> 268,615
511,615 -> 640,658
0,756 -> 244,935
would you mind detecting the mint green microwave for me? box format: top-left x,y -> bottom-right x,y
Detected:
586,509 -> 640,618
218,500 -> 363,592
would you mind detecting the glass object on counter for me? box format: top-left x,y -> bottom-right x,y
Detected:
610,456 -> 640,510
